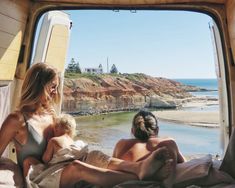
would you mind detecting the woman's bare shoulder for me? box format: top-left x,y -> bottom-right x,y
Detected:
148,137 -> 175,146
3,111 -> 24,127
116,138 -> 137,145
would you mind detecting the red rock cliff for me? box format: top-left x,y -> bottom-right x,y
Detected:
62,73 -> 192,114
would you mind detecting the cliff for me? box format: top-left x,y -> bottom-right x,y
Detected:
62,73 -> 196,114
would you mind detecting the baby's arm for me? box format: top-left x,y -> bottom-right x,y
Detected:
42,139 -> 55,163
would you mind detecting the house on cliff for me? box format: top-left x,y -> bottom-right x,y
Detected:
84,64 -> 103,74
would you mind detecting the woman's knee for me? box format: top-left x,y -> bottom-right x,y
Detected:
159,139 -> 178,159
159,138 -> 177,149
65,160 -> 85,176
61,160 -> 84,186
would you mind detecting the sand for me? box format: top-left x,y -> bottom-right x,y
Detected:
153,99 -> 220,128
154,110 -> 219,128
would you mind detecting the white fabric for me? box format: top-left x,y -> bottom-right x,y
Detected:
26,140 -> 89,188
173,154 -> 213,185
0,85 -> 10,126
0,85 -> 11,158
26,140 -> 113,188
114,155 -> 235,188
172,155 -> 235,188
0,157 -> 24,188
49,140 -> 88,165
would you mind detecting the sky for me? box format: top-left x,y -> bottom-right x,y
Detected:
37,10 -> 217,79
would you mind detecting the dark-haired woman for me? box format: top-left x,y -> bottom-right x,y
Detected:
113,110 -> 186,179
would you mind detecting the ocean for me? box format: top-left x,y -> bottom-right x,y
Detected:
175,78 -> 218,90
176,78 -> 219,112
175,78 -> 218,98
74,78 -> 222,158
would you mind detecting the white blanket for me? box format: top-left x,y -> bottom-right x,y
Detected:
0,157 -> 24,188
26,149 -> 235,188
26,140 -> 88,188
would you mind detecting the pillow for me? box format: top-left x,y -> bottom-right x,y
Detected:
173,154 -> 212,188
0,157 -> 24,188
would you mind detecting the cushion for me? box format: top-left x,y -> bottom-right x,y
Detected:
0,157 -> 24,188
173,154 -> 212,188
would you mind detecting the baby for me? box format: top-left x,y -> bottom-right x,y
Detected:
23,114 -> 85,177
42,114 -> 77,163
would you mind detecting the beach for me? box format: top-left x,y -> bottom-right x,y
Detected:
75,97 -> 221,156
155,110 -> 219,128
154,99 -> 219,128
74,79 -> 221,156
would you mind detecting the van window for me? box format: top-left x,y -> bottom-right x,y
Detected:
32,10 -> 222,158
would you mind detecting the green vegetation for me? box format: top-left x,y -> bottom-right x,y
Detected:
66,58 -> 82,73
122,73 -> 147,81
64,72 -> 103,82
110,64 -> 118,73
64,72 -> 149,84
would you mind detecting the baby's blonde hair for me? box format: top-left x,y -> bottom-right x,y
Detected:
55,114 -> 76,138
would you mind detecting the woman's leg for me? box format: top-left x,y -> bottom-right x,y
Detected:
107,146 -> 170,180
60,147 -> 171,187
60,160 -> 137,188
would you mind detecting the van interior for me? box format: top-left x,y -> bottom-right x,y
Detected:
0,0 -> 235,187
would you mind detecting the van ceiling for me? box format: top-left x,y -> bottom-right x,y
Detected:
31,0 -> 226,4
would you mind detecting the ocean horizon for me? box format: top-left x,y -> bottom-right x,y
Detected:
174,78 -> 218,90
174,78 -> 218,98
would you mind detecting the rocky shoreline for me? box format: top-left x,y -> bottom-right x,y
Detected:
72,97 -> 219,128
65,94 -> 219,120
62,73 -> 216,116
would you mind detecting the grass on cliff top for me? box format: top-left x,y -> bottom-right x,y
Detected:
65,72 -> 104,81
64,72 -> 148,82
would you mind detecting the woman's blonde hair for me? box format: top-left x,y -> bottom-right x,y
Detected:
55,114 -> 76,138
19,63 -> 60,113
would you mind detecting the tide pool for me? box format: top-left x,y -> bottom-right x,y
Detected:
73,78 -> 222,157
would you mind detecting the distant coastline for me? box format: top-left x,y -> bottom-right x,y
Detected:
156,78 -> 219,128
63,75 -> 219,128
174,78 -> 218,90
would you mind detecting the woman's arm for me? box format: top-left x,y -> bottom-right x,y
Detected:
0,113 -> 22,157
42,139 -> 55,163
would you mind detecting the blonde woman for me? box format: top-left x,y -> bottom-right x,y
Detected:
0,63 -> 172,188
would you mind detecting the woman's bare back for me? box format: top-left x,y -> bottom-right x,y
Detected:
113,137 -> 185,163
113,138 -> 161,162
